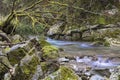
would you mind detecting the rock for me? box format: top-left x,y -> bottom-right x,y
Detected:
31,65 -> 43,80
62,60 -> 91,72
43,66 -> 81,80
40,62 -> 59,77
13,54 -> 40,80
0,57 -> 11,79
0,52 -> 12,79
47,21 -> 64,36
12,34 -> 23,43
58,57 -> 69,62
90,40 -> 110,47
41,45 -> 59,60
91,69 -> 111,78
90,74 -> 106,80
4,73 -> 11,80
7,46 -> 26,66
109,66 -> 120,80
105,38 -> 120,47
6,38 -> 41,66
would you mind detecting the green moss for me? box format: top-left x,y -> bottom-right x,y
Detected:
42,45 -> 59,60
103,29 -> 120,38
22,56 -> 40,75
8,48 -> 26,66
2,46 -> 10,53
103,40 -> 110,46
40,62 -> 59,75
44,66 -> 80,80
98,16 -> 106,24
39,40 -> 51,47
40,62 -> 48,73
60,66 -> 79,80
0,63 -> 8,79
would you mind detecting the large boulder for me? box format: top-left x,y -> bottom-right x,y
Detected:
6,38 -> 40,66
41,45 -> 59,60
0,54 -> 12,80
12,54 -> 41,80
47,21 -> 64,36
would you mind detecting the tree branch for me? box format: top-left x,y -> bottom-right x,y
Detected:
23,0 -> 43,11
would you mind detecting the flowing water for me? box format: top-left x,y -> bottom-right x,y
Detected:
46,37 -> 120,68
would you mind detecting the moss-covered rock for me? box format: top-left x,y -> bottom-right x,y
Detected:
91,38 -> 110,47
0,55 -> 12,80
13,55 -> 40,80
41,45 -> 59,60
39,40 -> 51,47
40,62 -> 59,77
0,64 -> 8,80
12,34 -> 23,44
43,66 -> 81,80
105,38 -> 120,47
7,47 -> 26,66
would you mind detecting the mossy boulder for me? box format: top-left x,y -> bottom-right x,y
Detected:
0,63 -> 8,80
6,38 -> 41,66
13,55 -> 40,80
40,62 -> 59,77
0,54 -> 12,80
7,47 -> 26,66
39,40 -> 51,47
41,45 -> 59,60
43,66 -> 81,80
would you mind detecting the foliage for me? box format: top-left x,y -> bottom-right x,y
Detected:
15,23 -> 45,35
0,0 -> 120,35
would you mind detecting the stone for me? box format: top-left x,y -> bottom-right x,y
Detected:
40,62 -> 59,77
41,45 -> 59,60
13,54 -> 40,80
90,74 -> 106,80
47,21 -> 64,36
7,47 -> 26,66
6,38 -> 41,66
12,34 -> 23,43
31,65 -> 43,80
109,66 -> 120,80
43,66 -> 81,80
58,57 -> 69,62
0,52 -> 12,79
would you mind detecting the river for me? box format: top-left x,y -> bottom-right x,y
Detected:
46,37 -> 120,69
